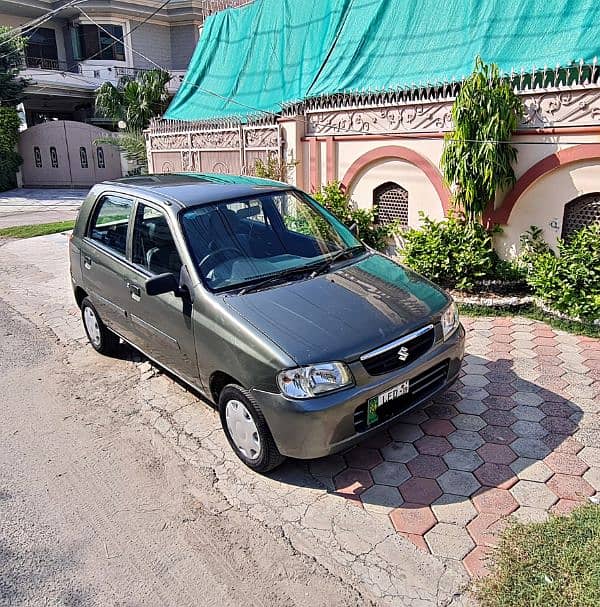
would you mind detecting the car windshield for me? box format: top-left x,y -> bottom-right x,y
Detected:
180,189 -> 363,291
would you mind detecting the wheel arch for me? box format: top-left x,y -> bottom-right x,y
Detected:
209,370 -> 244,404
74,286 -> 88,309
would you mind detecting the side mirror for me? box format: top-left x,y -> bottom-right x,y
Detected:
145,272 -> 180,297
349,222 -> 359,237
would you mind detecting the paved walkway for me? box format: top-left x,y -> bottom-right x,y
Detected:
0,188 -> 88,228
0,233 -> 598,603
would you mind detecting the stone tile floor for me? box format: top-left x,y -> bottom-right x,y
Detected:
1,234 -> 599,590
308,316 -> 600,577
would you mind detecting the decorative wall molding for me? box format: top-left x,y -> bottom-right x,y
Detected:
304,87 -> 600,136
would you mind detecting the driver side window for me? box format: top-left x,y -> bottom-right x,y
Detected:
132,203 -> 183,276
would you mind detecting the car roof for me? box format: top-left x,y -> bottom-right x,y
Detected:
101,173 -> 292,209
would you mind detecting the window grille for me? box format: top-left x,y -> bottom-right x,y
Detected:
373,182 -> 408,226
97,147 -> 105,169
34,147 -> 42,168
80,147 -> 88,169
561,193 -> 600,239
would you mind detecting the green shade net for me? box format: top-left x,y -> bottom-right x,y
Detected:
165,0 -> 600,121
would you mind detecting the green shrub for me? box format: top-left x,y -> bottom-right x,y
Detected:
401,211 -> 509,291
517,225 -> 554,272
527,223 -> 600,321
0,106 -> 22,192
312,181 -> 400,251
475,504 -> 600,607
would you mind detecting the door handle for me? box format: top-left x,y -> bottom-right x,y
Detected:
127,282 -> 141,302
83,255 -> 92,269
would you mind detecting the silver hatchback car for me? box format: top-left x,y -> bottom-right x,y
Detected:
70,174 -> 465,472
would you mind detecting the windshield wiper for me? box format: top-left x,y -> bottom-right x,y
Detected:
237,265 -> 318,295
237,246 -> 365,295
309,245 -> 365,278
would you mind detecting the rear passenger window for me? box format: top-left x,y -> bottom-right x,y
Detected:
132,203 -> 183,276
88,194 -> 133,256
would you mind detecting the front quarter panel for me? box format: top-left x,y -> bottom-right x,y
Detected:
192,289 -> 296,399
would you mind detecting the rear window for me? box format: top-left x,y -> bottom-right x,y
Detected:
88,194 -> 133,256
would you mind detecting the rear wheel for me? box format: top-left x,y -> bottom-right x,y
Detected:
81,297 -> 120,355
219,384 -> 285,473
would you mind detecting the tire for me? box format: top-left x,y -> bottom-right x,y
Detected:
219,384 -> 285,473
81,297 -> 120,355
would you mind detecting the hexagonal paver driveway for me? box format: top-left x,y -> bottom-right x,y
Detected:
321,316 -> 600,577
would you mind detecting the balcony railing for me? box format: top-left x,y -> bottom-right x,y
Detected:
23,56 -> 76,72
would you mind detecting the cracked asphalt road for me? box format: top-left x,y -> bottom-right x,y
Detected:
0,300 -> 370,607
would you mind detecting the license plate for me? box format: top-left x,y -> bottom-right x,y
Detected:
367,380 -> 410,425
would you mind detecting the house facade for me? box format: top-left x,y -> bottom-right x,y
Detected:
145,0 -> 600,256
0,0 -> 247,126
1,0 -> 247,186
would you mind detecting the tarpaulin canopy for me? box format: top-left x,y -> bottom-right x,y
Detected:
165,0 -> 600,121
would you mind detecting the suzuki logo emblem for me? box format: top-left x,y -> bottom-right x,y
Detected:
397,346 -> 409,362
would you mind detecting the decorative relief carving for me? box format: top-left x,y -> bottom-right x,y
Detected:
306,88 -> 600,135
521,90 -> 600,127
182,150 -> 197,171
212,161 -> 230,174
151,135 -> 187,150
244,127 -> 279,148
306,103 -> 453,135
191,130 -> 240,148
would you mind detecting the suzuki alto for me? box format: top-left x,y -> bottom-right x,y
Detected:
70,174 -> 465,472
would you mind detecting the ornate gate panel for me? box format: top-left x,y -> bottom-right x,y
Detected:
19,120 -> 122,187
147,118 -> 281,177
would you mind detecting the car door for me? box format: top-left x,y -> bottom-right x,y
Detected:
122,200 -> 199,385
80,193 -> 134,337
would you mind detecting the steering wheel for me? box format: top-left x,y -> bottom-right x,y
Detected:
198,247 -> 241,275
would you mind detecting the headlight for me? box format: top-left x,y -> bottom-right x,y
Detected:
277,362 -> 353,399
441,301 -> 459,341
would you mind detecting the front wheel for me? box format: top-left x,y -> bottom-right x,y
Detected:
219,385 -> 285,473
81,297 -> 120,355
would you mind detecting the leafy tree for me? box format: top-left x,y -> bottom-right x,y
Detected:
95,69 -> 171,171
95,69 -> 171,131
0,26 -> 28,106
0,27 -> 28,191
441,57 -> 523,222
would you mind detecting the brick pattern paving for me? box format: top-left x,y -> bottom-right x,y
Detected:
311,316 -> 600,577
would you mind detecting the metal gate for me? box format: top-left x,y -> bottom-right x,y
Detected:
146,118 -> 282,176
19,120 -> 123,187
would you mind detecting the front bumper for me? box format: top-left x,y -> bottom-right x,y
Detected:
251,324 -> 465,459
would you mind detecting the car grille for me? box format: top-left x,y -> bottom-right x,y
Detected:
360,325 -> 435,375
354,360 -> 449,432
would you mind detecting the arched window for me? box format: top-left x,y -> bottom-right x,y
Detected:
562,192 -> 600,240
373,182 -> 408,226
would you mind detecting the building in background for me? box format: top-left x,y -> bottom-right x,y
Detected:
1,0 -> 248,186
0,0 -> 246,127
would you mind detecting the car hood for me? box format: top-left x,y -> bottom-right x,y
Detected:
222,253 -> 449,364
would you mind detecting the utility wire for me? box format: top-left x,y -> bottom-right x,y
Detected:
0,0 -> 90,58
13,3 -> 600,147
3,0 -> 176,104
